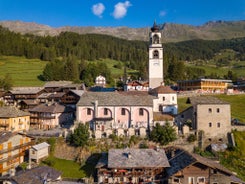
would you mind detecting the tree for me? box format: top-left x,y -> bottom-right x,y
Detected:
68,123 -> 90,147
150,122 -> 177,145
0,73 -> 13,91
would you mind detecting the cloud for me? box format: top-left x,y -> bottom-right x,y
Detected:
159,10 -> 167,17
92,3 -> 105,18
112,1 -> 132,19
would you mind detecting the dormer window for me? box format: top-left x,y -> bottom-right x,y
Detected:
153,50 -> 159,59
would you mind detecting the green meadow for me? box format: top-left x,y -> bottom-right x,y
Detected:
0,56 -> 47,86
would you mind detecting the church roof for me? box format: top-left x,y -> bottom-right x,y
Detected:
149,85 -> 176,94
151,21 -> 160,32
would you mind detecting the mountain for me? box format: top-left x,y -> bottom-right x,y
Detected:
0,20 -> 245,42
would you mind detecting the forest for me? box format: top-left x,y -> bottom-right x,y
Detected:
0,25 -> 245,86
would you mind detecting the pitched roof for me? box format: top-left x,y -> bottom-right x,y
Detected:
149,85 -> 176,94
153,112 -> 175,121
9,87 -> 44,94
69,90 -> 84,97
166,148 -> 233,176
32,142 -> 50,151
29,103 -> 74,113
0,131 -> 17,144
108,148 -> 170,168
0,106 -> 30,118
77,91 -> 155,107
44,81 -> 73,88
187,96 -> 229,105
11,166 -> 61,184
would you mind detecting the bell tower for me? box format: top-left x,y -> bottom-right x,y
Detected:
149,21 -> 163,89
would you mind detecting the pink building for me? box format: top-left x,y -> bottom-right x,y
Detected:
76,91 -> 155,138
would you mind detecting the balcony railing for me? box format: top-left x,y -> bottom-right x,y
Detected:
0,142 -> 33,155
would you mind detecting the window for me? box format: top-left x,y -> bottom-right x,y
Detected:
173,178 -> 180,183
139,108 -> 144,116
87,108 -> 91,115
197,177 -> 205,184
217,108 -> 220,113
159,105 -> 163,112
172,96 -> 175,101
163,96 -> 165,101
217,122 -> 221,128
188,177 -> 195,184
208,108 -> 212,113
153,50 -> 159,59
209,122 -> 212,127
104,108 -> 108,115
121,108 -> 126,115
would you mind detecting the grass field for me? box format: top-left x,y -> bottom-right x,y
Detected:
177,94 -> 245,123
0,56 -> 47,86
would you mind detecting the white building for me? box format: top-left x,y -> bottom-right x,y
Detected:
29,142 -> 50,163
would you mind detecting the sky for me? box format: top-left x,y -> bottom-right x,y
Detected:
0,0 -> 244,28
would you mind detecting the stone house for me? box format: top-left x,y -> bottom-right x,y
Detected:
0,106 -> 30,132
164,147 -> 244,184
176,96 -> 231,144
0,131 -> 33,176
124,80 -> 149,91
96,148 -> 170,184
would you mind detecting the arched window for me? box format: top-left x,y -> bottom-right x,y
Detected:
139,108 -> 144,116
153,34 -> 160,44
153,50 -> 159,59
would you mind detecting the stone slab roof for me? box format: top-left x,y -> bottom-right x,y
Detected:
29,103 -> 74,113
11,166 -> 61,184
166,148 -> 232,177
0,106 -> 30,118
149,85 -> 176,94
10,87 -> 44,94
77,91 -> 155,107
108,148 -> 170,168
0,131 -> 17,144
187,96 -> 229,105
70,90 -> 84,97
44,81 -> 73,88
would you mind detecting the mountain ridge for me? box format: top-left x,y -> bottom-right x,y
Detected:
1,20 -> 245,43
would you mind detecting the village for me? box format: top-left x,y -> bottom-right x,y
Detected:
0,22 -> 245,184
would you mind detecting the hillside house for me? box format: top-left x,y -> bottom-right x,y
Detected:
29,142 -> 50,163
164,147 -> 244,184
43,81 -> 74,93
3,87 -> 45,106
0,132 -> 33,176
95,75 -> 106,87
124,80 -> 149,91
96,148 -> 170,184
29,102 -> 74,129
0,106 -> 30,132
176,96 -> 231,144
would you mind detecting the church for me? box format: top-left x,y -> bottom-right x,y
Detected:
76,22 -> 178,138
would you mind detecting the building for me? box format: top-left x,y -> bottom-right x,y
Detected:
177,78 -> 232,93
176,96 -> 231,144
164,147 -> 244,184
96,148 -> 170,184
3,166 -> 62,184
0,132 -> 33,176
149,85 -> 178,115
124,80 -> 149,91
76,91 -> 155,138
29,102 -> 75,129
0,106 -> 30,132
95,75 -> 106,87
43,81 -> 73,93
29,142 -> 50,163
149,21 -> 164,89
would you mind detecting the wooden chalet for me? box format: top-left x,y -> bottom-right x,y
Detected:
60,90 -> 84,106
164,147 -> 244,184
96,148 -> 170,184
